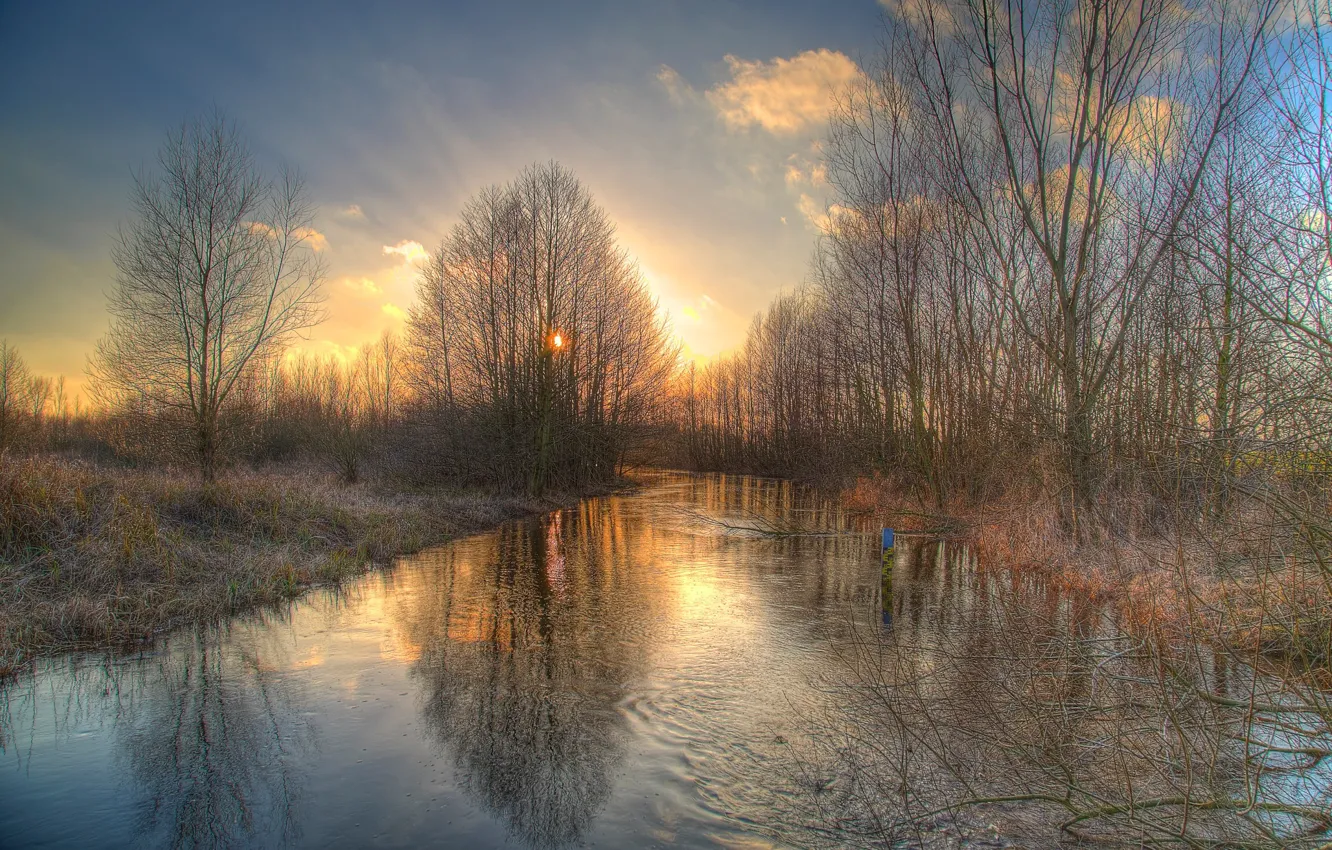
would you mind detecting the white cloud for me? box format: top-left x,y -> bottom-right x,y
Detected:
705,49 -> 861,135
383,239 -> 428,264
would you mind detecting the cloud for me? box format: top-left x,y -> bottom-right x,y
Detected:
705,49 -> 861,135
285,340 -> 362,364
797,193 -> 852,233
656,65 -> 690,106
879,0 -> 957,35
246,222 -> 328,251
383,239 -> 428,264
1300,207 -> 1328,233
381,302 -> 408,321
294,226 -> 328,252
338,203 -> 366,220
678,294 -> 722,324
343,276 -> 382,296
1119,95 -> 1188,162
798,194 -> 827,229
1051,73 -> 1188,163
784,157 -> 828,188
1018,164 -> 1097,212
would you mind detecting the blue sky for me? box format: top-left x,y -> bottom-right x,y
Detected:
0,0 -> 889,395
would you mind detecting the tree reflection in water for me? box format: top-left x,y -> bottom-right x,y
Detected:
4,616 -> 312,849
790,536 -> 1329,848
120,622 -> 313,848
393,502 -> 653,849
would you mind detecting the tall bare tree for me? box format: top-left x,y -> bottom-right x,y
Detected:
89,113 -> 325,482
908,0 -> 1279,527
408,163 -> 676,494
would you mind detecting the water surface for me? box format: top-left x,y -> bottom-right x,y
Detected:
1,473 -> 885,849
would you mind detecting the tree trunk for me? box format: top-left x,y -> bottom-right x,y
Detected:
198,414 -> 218,485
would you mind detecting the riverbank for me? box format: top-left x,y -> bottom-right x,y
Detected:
0,457 -> 610,677
840,473 -> 1331,669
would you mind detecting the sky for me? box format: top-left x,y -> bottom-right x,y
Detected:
0,0 -> 892,400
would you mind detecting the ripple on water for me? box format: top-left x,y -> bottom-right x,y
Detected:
1,473 -> 880,850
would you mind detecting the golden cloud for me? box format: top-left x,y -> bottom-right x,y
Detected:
785,156 -> 828,187
706,49 -> 861,134
1052,75 -> 1189,164
245,221 -> 328,251
1118,95 -> 1188,162
294,226 -> 328,252
798,193 -> 852,233
656,65 -> 690,106
381,302 -> 408,321
343,276 -> 382,296
1300,207 -> 1329,233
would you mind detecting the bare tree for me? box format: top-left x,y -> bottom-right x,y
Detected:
407,163 -> 676,494
0,341 -> 32,459
89,113 -> 325,482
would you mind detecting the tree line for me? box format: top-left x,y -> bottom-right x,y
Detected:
1,116 -> 675,496
681,0 -> 1332,534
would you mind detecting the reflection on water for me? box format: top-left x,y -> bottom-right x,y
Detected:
2,619 -> 314,848
5,476 -> 1326,848
816,536 -> 1331,848
0,474 -> 882,849
121,628 -> 315,847
395,505 -> 654,848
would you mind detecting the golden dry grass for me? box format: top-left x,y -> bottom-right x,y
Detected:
843,473 -> 1332,666
0,457 -> 571,676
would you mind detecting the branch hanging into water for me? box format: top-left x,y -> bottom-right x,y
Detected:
670,505 -> 873,538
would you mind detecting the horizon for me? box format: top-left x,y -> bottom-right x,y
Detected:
0,0 -> 888,403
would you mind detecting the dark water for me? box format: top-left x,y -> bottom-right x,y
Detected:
0,474 -> 889,849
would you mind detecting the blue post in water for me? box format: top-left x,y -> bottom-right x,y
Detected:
881,528 -> 895,618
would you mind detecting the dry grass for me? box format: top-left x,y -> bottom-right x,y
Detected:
0,456 -> 576,676
843,473 -> 1332,665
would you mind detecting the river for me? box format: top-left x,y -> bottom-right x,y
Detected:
4,472 -> 1328,849
0,473 -> 889,848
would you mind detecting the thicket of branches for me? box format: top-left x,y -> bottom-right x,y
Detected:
672,3 -> 1332,843
0,342 -> 70,460
88,113 -> 326,484
5,155 -> 674,496
404,163 -> 677,493
681,0 -> 1331,536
